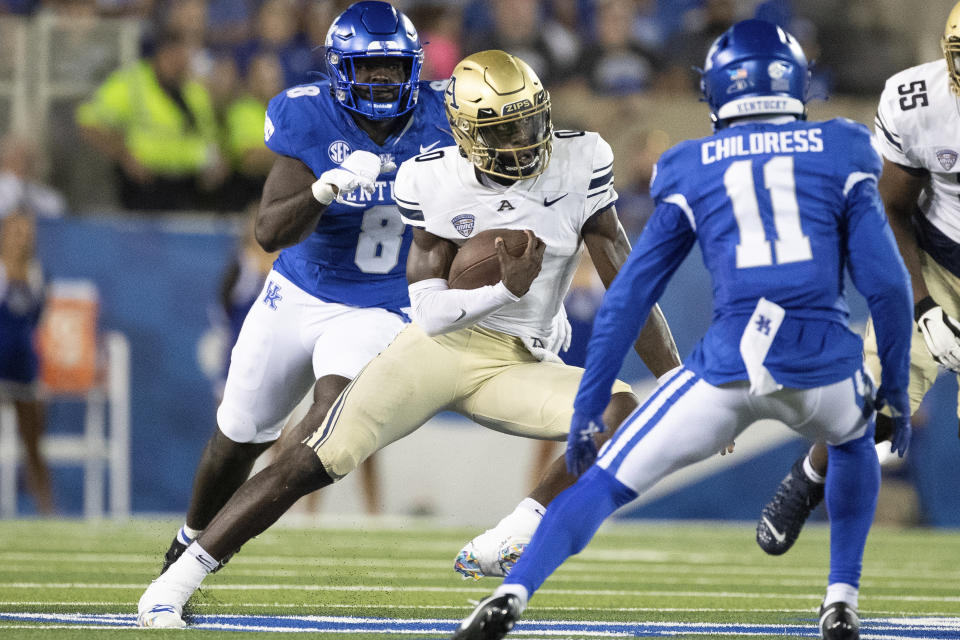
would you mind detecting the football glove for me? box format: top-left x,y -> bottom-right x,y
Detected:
875,387 -> 911,458
566,412 -> 606,477
915,296 -> 960,372
311,150 -> 396,205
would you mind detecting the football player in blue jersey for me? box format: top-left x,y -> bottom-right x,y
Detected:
155,0 -> 453,575
452,20 -> 913,640
755,0 -> 960,560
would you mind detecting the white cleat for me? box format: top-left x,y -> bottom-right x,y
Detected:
137,604 -> 187,629
454,532 -> 530,580
137,577 -> 195,628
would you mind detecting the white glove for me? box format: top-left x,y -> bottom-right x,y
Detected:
915,296 -> 960,372
311,150 -> 397,205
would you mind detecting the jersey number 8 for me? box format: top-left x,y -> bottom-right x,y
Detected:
354,205 -> 405,273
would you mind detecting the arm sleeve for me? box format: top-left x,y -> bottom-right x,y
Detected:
573,202 -> 696,416
408,278 -> 519,336
844,177 -> 913,414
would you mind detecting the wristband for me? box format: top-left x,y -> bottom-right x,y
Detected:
311,180 -> 336,205
914,296 -> 937,322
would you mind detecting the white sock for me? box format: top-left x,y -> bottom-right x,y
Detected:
155,543 -> 215,596
492,498 -> 545,537
823,582 -> 858,609
493,583 -> 529,613
803,456 -> 826,484
177,524 -> 202,546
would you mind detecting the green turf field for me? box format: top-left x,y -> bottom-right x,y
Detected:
0,518 -> 957,638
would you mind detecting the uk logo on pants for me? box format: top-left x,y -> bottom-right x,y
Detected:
263,281 -> 282,310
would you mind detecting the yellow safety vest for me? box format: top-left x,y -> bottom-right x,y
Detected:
76,61 -> 220,176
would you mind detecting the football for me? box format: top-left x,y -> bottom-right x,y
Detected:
447,228 -> 530,290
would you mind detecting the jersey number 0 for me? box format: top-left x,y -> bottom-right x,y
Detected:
724,156 -> 813,269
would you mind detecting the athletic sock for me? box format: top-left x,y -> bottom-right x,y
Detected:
177,524 -> 202,546
802,456 -> 826,484
493,498 -> 545,538
824,582 -> 859,609
493,583 -> 530,613
825,430 -> 879,588
504,466 -> 637,598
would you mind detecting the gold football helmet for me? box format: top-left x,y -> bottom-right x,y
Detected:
943,1 -> 960,94
444,50 -> 552,179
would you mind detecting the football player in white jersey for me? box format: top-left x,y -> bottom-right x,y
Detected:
755,1 -> 960,556
136,49 -> 681,627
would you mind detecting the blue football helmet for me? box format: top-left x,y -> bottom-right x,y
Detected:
324,1 -> 424,120
700,19 -> 809,130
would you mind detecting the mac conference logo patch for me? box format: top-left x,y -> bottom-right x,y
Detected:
452,214 -> 475,237
937,149 -> 958,171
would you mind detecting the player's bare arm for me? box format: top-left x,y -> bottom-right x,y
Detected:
878,157 -> 929,302
407,227 -> 459,283
581,205 -> 681,377
255,154 -> 326,252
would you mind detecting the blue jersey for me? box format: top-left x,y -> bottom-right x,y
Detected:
0,264 -> 44,385
575,118 -> 913,417
264,80 -> 453,312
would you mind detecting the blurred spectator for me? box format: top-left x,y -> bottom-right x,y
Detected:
0,135 -> 67,219
205,0 -> 256,52
0,210 -> 53,515
0,0 -> 40,14
217,52 -> 284,211
633,0 -> 668,51
661,0 -> 739,94
615,128 -> 671,239
466,0 -> 581,85
154,0 -> 206,49
581,0 -> 664,96
234,0 -> 314,89
75,29 -> 227,211
408,4 -> 463,81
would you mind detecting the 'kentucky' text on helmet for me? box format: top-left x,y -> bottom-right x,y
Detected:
444,50 -> 553,180
324,1 -> 424,120
700,19 -> 809,130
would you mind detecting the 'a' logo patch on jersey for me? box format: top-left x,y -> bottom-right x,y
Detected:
328,140 -> 352,164
452,214 -> 476,237
937,149 -> 958,171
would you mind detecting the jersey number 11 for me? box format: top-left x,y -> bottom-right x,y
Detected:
724,156 -> 813,269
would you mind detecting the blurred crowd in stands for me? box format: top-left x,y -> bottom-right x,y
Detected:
0,0 -> 923,218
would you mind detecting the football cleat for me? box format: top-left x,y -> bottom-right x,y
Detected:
819,601 -> 859,640
451,593 -> 521,640
136,604 -> 187,629
454,535 -> 530,580
160,537 -> 187,575
756,455 -> 825,555
137,577 -> 196,629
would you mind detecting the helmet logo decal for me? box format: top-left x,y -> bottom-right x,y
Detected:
502,99 -> 533,115
937,149 -> 958,171
328,140 -> 352,164
446,77 -> 458,109
726,67 -> 751,93
451,214 -> 476,237
768,61 -> 792,91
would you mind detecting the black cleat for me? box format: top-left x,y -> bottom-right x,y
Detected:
160,537 -> 187,575
819,602 -> 859,640
160,536 -> 237,575
452,594 -> 521,640
756,455 -> 825,555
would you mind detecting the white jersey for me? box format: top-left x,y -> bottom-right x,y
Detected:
874,60 -> 960,258
395,131 -> 617,352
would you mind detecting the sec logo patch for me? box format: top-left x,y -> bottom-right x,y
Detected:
328,140 -> 351,164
